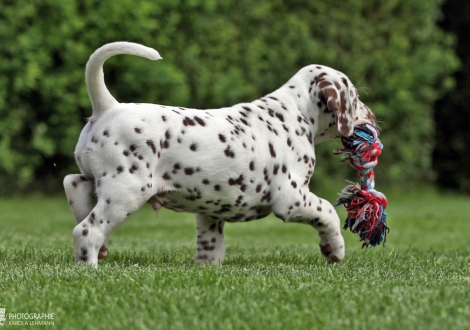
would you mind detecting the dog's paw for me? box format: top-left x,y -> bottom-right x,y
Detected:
98,245 -> 108,259
195,254 -> 223,266
319,232 -> 345,263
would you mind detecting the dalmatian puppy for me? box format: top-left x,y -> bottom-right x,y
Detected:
64,42 -> 376,266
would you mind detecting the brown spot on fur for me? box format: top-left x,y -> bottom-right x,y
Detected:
320,244 -> 333,255
162,172 -> 171,180
146,140 -> 157,154
89,213 -> 95,225
224,146 -> 235,158
218,222 -> 223,234
330,255 -> 340,262
268,143 -> 276,158
194,116 -> 206,126
183,117 -> 195,126
129,164 -> 138,174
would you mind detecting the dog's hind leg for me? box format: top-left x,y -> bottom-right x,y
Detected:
64,174 -> 95,223
194,215 -> 225,266
71,174 -> 152,266
64,174 -> 109,259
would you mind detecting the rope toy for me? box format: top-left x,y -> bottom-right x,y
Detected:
334,123 -> 389,247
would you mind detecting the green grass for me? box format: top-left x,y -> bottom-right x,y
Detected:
1,187 -> 470,329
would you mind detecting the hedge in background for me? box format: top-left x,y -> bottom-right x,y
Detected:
0,0 -> 458,194
434,0 -> 470,193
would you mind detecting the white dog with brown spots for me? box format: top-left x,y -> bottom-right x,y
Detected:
64,42 -> 376,266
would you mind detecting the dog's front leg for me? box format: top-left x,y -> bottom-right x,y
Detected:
194,215 -> 225,266
273,186 -> 345,263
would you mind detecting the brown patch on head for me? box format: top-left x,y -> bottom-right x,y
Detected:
319,81 -> 354,136
337,90 -> 354,136
319,86 -> 339,112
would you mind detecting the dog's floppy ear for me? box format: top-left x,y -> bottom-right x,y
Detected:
318,82 -> 355,137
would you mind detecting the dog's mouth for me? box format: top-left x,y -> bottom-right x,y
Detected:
354,118 -> 375,127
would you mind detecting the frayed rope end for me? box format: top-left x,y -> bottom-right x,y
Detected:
335,185 -> 389,247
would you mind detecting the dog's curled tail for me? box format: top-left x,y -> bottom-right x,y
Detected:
86,42 -> 162,116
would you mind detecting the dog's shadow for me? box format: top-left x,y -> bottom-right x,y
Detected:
96,248 -> 330,269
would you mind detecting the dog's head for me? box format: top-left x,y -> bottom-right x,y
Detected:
315,69 -> 376,137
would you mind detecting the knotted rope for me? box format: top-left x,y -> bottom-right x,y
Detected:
334,123 -> 389,247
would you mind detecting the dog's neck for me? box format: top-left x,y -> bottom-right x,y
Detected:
266,78 -> 340,145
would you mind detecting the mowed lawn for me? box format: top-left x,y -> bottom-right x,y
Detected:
1,186 -> 469,329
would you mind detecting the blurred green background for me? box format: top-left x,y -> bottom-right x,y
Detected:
0,0 -> 468,195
